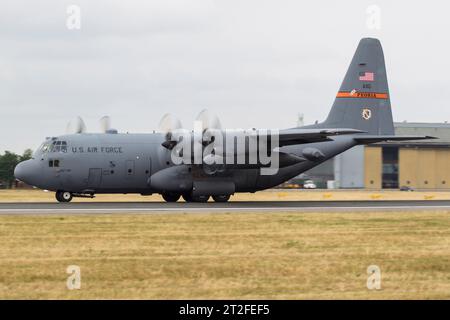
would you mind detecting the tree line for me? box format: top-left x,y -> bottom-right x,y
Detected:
0,149 -> 33,188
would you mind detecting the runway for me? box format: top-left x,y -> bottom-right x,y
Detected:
0,200 -> 450,214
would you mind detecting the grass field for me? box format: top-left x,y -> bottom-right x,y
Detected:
0,210 -> 449,299
1,189 -> 450,202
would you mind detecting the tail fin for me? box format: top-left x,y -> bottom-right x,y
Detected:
322,38 -> 394,135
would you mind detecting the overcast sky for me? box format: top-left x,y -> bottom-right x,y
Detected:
1,0 -> 449,153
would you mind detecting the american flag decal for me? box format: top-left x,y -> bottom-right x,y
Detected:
359,72 -> 374,81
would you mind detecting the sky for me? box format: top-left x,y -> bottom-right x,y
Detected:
1,0 -> 449,153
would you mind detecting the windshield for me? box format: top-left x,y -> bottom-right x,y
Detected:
49,140 -> 68,153
33,139 -> 68,157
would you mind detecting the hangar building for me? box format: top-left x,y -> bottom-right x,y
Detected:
299,122 -> 450,190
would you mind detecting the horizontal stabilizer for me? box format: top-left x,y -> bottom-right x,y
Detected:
353,135 -> 437,144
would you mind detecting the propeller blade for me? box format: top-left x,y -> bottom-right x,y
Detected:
66,116 -> 87,134
158,114 -> 184,149
158,113 -> 183,134
195,109 -> 222,131
99,116 -> 111,133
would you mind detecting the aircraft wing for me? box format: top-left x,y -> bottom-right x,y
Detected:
277,128 -> 365,146
353,135 -> 437,144
162,128 -> 366,150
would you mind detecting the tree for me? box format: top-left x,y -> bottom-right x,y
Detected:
0,149 -> 33,188
0,151 -> 20,188
20,149 -> 33,162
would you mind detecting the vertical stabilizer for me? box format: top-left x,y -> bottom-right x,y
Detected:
321,38 -> 394,135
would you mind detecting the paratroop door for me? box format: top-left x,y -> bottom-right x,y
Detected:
87,168 -> 102,189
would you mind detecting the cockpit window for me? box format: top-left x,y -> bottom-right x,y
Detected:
50,140 -> 67,153
35,140 -> 68,157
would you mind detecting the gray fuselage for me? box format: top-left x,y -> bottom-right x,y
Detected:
15,132 -> 357,195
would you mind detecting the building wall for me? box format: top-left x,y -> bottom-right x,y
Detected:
334,145 -> 365,188
435,149 -> 450,188
399,147 -> 450,189
364,146 -> 382,189
398,148 -> 418,187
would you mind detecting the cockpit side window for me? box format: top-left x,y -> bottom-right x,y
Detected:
48,159 -> 60,167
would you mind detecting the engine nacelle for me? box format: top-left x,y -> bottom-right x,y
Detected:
148,166 -> 193,192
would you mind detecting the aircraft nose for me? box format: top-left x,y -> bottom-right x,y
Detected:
14,160 -> 36,185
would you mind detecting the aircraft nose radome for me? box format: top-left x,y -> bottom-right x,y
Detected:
14,162 -> 25,181
14,160 -> 34,184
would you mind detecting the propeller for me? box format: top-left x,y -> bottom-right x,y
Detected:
158,113 -> 183,134
100,115 -> 118,134
195,109 -> 225,175
158,113 -> 183,150
157,111 -> 226,174
195,109 -> 222,148
195,109 -> 222,132
99,116 -> 111,133
66,116 -> 87,134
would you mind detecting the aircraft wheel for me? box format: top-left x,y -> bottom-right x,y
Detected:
212,194 -> 230,202
182,193 -> 209,202
182,193 -> 193,202
56,190 -> 73,203
192,195 -> 209,203
161,192 -> 180,202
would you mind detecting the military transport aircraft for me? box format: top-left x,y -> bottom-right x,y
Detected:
14,38 -> 433,203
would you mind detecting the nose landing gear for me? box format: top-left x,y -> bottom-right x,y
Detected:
55,190 -> 73,203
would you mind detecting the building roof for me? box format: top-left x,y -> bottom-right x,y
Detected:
379,122 -> 450,146
394,122 -> 450,129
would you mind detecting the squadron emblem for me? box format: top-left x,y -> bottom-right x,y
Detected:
362,108 -> 372,120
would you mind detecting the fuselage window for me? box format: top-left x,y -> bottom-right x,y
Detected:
49,160 -> 53,167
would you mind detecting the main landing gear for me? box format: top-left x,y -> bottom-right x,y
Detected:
211,194 -> 231,202
161,192 -> 181,202
55,190 -> 73,203
182,193 -> 209,203
161,192 -> 231,203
